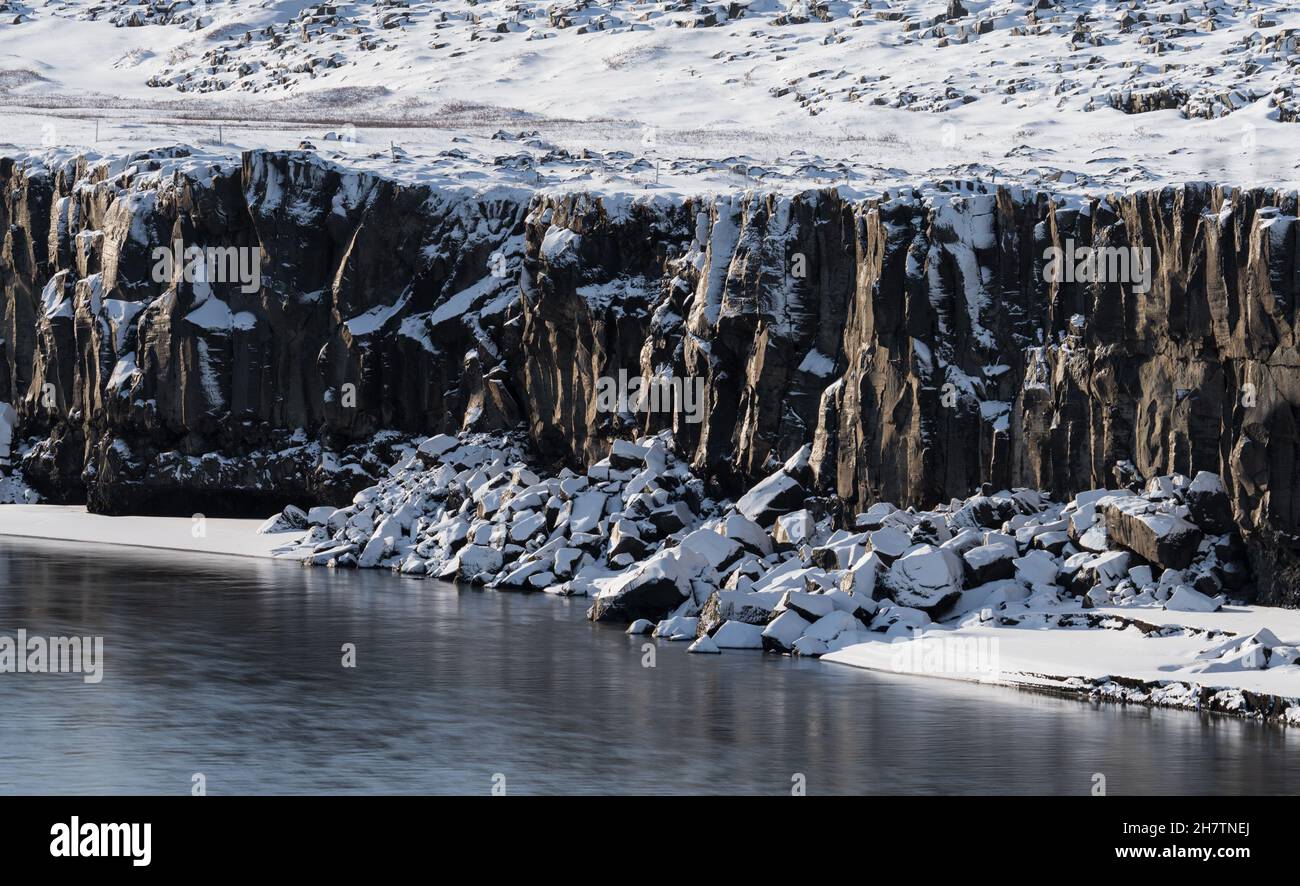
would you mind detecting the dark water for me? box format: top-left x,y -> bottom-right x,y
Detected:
0,538 -> 1294,795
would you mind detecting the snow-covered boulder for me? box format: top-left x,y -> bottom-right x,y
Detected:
416,434 -> 459,464
774,509 -> 815,546
734,461 -> 807,527
608,438 -> 651,470
802,610 -> 864,644
257,504 -> 309,534
654,615 -> 700,640
761,609 -> 812,654
1165,586 -> 1224,612
962,541 -> 1017,586
870,603 -> 931,637
1104,498 -> 1203,570
948,492 -> 1019,530
823,587 -> 877,621
509,510 -> 547,543
587,547 -> 707,623
884,545 -> 963,614
607,519 -> 647,559
696,589 -> 782,634
1013,549 -> 1059,590
1191,629 -> 1279,672
688,634 -> 721,654
449,544 -> 504,584
553,547 -> 587,578
679,527 -> 743,570
777,590 -> 836,622
712,620 -> 765,649
306,505 -> 335,526
792,635 -> 830,657
721,512 -> 773,556
1185,471 -> 1233,534
568,490 -> 607,534
841,550 -> 882,599
649,501 -> 695,535
868,526 -> 911,561
1128,564 -> 1154,589
1072,550 -> 1132,600
357,519 -> 398,567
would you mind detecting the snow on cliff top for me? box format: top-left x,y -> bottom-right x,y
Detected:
0,0 -> 1297,195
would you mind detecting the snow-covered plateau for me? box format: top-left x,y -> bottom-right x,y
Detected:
0,0 -> 1297,194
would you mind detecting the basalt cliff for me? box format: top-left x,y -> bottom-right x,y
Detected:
1,148 -> 1296,606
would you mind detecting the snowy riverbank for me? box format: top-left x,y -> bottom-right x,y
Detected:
259,430 -> 1299,724
0,505 -> 293,560
2,430 -> 1298,725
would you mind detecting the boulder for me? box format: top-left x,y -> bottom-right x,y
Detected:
774,509 -> 816,546
1104,500 -> 1202,570
868,527 -> 911,560
884,545 -> 963,615
761,609 -> 812,653
777,590 -> 837,622
1165,586 -> 1225,612
735,470 -> 806,527
697,589 -> 782,635
679,527 -> 743,570
711,620 -> 765,649
586,548 -> 704,623
257,504 -> 309,534
608,438 -> 651,470
1185,471 -> 1234,534
648,501 -> 694,535
607,519 -> 647,559
962,541 -> 1017,586
306,505 -> 335,526
654,615 -> 700,640
452,544 -> 503,584
417,434 -> 459,463
508,510 -> 547,543
722,512 -> 773,555
841,550 -> 882,599
802,609 -> 863,643
1014,549 -> 1059,589
687,634 -> 721,654
568,490 -> 607,533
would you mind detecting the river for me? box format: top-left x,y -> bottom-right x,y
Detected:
0,538 -> 1294,795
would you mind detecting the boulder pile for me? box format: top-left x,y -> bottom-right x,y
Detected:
270,432 -> 1260,659
273,430 -> 717,590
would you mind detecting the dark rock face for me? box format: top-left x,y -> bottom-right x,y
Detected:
808,185 -> 1300,608
1,149 -> 528,514
2,150 -> 1298,606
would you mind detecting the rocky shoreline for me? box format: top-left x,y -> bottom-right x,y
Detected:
257,429 -> 1300,725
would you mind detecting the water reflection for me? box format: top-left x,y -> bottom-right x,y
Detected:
0,538 -> 1293,795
